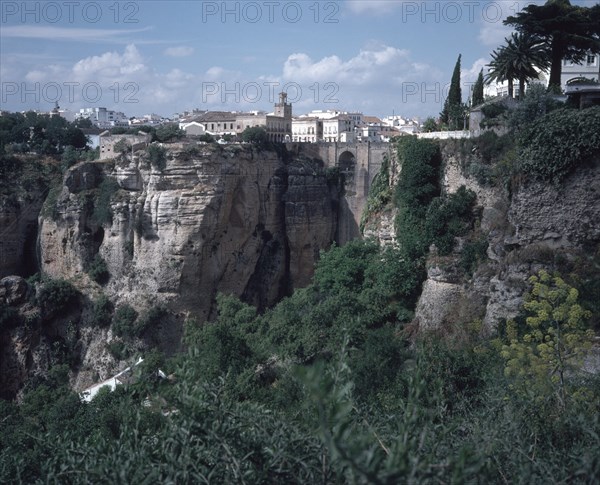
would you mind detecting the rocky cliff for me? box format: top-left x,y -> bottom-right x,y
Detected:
1,144 -> 343,398
365,140 -> 600,334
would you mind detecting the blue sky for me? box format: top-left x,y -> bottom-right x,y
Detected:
1,1 -> 597,119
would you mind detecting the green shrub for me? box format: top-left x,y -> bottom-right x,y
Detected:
87,255 -> 109,284
136,305 -> 168,335
155,124 -> 184,142
480,102 -> 508,128
107,341 -> 130,360
41,183 -> 62,221
90,294 -> 113,327
147,144 -> 167,171
508,83 -> 564,130
425,186 -> 477,255
519,106 -> 600,182
112,304 -> 138,338
393,137 -> 442,259
36,279 -> 79,319
460,238 -> 489,276
198,133 -> 215,143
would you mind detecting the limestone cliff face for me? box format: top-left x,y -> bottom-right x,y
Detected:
1,144 -> 342,398
40,145 -> 340,319
415,152 -> 600,332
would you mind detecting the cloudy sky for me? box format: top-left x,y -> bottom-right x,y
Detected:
0,0 -> 594,119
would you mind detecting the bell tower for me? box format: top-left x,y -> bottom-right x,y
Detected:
274,92 -> 292,120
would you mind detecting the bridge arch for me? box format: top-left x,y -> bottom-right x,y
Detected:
338,150 -> 356,171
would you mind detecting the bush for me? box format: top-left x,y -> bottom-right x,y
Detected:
37,279 -> 79,319
90,294 -> 113,327
508,83 -> 563,130
112,304 -> 138,338
147,144 -> 167,171
518,106 -> 600,182
136,305 -> 168,335
155,124 -> 184,143
198,133 -> 215,143
425,186 -> 477,255
87,255 -> 109,284
460,238 -> 489,276
241,126 -> 268,145
393,137 -> 442,260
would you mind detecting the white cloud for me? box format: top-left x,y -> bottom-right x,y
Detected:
282,46 -> 411,85
72,44 -> 147,81
3,43 -> 467,120
478,22 -> 513,48
0,25 -> 153,43
164,46 -> 194,57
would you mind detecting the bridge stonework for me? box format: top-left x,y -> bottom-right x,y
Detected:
286,142 -> 393,244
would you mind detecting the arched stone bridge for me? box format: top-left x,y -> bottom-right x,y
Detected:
285,142 -> 394,243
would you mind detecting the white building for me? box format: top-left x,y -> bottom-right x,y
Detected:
483,53 -> 600,100
291,117 -> 322,142
77,107 -> 129,128
322,115 -> 353,143
561,53 -> 600,85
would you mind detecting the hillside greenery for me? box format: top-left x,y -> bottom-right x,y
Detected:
1,240 -> 598,483
2,99 -> 600,482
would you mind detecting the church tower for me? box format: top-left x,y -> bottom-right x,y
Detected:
274,92 -> 292,120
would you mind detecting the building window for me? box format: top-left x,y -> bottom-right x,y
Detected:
587,55 -> 597,66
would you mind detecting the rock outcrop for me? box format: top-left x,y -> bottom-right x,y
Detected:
414,152 -> 600,333
40,144 -> 340,318
1,144 -> 343,398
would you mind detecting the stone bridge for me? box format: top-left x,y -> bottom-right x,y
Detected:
286,142 -> 394,243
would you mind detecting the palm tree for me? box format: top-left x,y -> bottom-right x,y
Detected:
486,33 -> 551,99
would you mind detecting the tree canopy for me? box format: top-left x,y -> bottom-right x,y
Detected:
486,33 -> 551,99
505,0 -> 600,89
440,54 -> 463,129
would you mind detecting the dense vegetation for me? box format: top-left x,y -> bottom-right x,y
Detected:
1,239 -> 598,483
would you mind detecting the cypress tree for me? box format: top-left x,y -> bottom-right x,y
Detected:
440,54 -> 463,129
472,69 -> 485,106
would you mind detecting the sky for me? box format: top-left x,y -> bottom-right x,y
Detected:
1,0 -> 597,119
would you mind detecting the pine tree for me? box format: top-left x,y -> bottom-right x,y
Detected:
440,54 -> 462,129
471,69 -> 484,106
505,0 -> 600,90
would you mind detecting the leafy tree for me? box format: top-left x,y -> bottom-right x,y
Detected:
425,186 -> 477,255
154,124 -> 184,143
61,145 -> 79,170
198,133 -> 215,143
501,270 -> 594,408
112,304 -> 138,338
36,279 -> 79,320
113,138 -> 130,155
440,54 -> 463,129
91,177 -> 120,226
90,294 -> 113,327
241,126 -> 268,144
507,82 -> 563,130
74,117 -> 93,129
505,0 -> 600,90
487,33 -> 551,100
471,69 -> 485,106
422,117 -> 438,132
87,255 -> 109,284
147,144 -> 167,170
